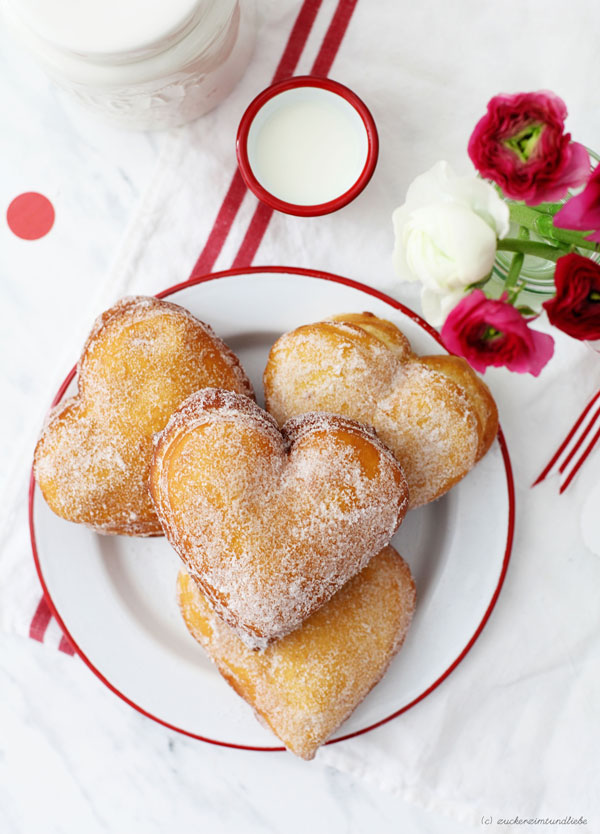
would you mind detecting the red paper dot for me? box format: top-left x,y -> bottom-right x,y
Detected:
6,192 -> 55,240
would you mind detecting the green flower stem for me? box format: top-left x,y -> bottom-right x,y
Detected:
507,202 -> 549,230
534,202 -> 564,216
505,251 -> 524,286
507,202 -> 599,251
503,227 -> 527,295
497,238 -> 564,262
536,215 -> 599,250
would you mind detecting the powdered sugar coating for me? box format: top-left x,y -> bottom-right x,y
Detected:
150,389 -> 409,649
376,362 -> 480,504
34,296 -> 254,535
177,545 -> 416,759
264,312 -> 498,507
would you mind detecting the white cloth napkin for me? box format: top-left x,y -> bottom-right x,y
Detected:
2,0 -> 600,825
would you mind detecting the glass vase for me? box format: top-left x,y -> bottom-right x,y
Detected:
489,150 -> 600,308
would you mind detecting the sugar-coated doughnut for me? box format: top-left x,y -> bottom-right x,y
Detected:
264,312 -> 498,507
150,388 -> 409,649
34,296 -> 254,535
177,544 -> 416,759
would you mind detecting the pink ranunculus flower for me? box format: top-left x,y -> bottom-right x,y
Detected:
468,91 -> 590,205
441,290 -> 554,376
554,164 -> 600,243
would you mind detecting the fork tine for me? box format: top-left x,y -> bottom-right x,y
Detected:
532,388 -> 600,486
558,404 -> 600,474
559,423 -> 600,494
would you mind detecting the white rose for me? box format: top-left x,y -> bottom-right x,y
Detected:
392,161 -> 510,325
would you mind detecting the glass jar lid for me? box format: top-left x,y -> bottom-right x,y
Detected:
6,0 -> 206,59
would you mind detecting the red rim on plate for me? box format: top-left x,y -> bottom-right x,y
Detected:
29,266 -> 515,753
236,77 -> 379,217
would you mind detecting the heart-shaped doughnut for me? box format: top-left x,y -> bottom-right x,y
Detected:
177,544 -> 416,759
150,389 -> 408,649
34,296 -> 253,535
264,312 -> 498,508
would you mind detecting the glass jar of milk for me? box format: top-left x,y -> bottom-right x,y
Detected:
1,0 -> 255,130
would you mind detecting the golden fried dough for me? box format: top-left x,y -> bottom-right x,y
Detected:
150,389 -> 409,649
34,296 -> 253,535
264,312 -> 498,507
177,545 -> 416,759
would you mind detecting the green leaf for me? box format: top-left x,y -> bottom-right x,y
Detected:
516,305 -> 539,317
465,276 -> 492,291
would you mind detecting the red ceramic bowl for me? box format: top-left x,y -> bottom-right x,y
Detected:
236,75 -> 379,217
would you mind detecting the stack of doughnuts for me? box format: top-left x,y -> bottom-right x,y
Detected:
34,297 -> 497,759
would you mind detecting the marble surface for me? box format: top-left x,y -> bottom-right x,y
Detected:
0,633 -> 463,834
0,26 -> 163,516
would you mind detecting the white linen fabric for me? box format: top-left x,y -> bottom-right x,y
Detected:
1,0 -> 599,826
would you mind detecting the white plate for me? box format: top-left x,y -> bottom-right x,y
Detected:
30,267 -> 514,751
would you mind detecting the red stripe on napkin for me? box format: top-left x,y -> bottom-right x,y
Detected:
29,596 -> 53,642
311,0 -> 359,77
231,0 -> 359,268
30,596 -> 75,652
190,0 -> 324,278
58,635 -> 76,656
230,201 -> 273,269
190,172 -> 248,278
